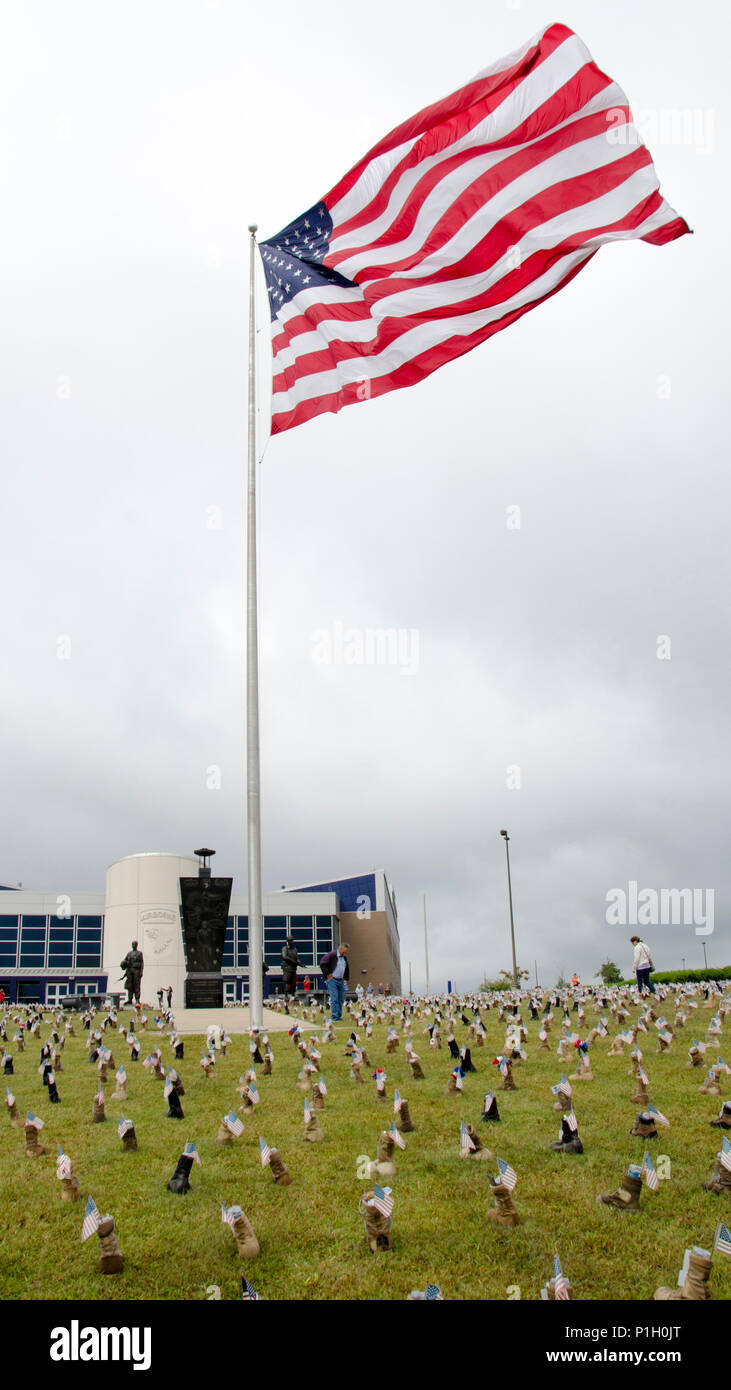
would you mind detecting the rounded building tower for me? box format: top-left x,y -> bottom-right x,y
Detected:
104,852 -> 199,1008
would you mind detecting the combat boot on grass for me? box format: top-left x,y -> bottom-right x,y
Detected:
396,1099 -> 415,1133
710,1103 -> 731,1130
121,1123 -> 138,1152
166,1088 -> 184,1120
550,1116 -> 583,1154
369,1130 -> 397,1179
361,1192 -> 393,1251
97,1217 -> 124,1275
167,1153 -> 194,1193
268,1148 -> 293,1185
598,1168 -> 642,1211
304,1109 -> 324,1142
60,1166 -> 81,1202
631,1111 -> 657,1140
408,1057 -> 425,1080
463,1123 -> 492,1161
654,1248 -> 712,1301
230,1208 -> 260,1258
25,1123 -> 45,1157
486,1179 -> 519,1226
702,1155 -> 731,1195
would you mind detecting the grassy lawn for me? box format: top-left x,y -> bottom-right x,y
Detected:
1,997 -> 730,1301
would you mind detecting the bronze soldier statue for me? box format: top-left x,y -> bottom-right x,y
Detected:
281,936 -> 299,998
121,941 -> 144,1005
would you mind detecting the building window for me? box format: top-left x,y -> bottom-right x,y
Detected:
235,916 -> 249,967
19,917 -> 46,968
75,916 -> 102,968
0,917 -> 18,969
223,918 -> 235,968
48,924 -> 74,968
288,915 -> 314,966
263,916 -> 288,967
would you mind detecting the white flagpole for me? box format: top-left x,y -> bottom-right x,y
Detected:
423,892 -> 430,995
246,223 -> 264,1030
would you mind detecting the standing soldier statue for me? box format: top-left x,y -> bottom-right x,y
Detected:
281,936 -> 299,999
120,941 -> 144,1005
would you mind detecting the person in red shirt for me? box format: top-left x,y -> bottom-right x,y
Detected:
302,976 -> 311,993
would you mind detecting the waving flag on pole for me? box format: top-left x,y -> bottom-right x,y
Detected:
261,21 -> 689,433
259,1137 -> 273,1167
647,1104 -> 670,1128
56,1144 -> 72,1180
370,1185 -> 394,1218
496,1157 -> 517,1191
184,1142 -> 202,1166
714,1223 -> 731,1258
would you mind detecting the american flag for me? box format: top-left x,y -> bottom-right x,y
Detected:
714,1223 -> 731,1258
116,1066 -> 126,1084
318,1075 -> 327,1095
648,1104 -> 670,1127
642,1151 -> 659,1192
304,1099 -> 311,1123
241,1277 -> 260,1301
259,1136 -> 273,1167
163,1075 -> 173,1099
248,1083 -> 260,1105
565,1110 -> 578,1132
81,1195 -> 100,1242
719,1139 -> 731,1173
425,1284 -> 443,1300
261,22 -> 688,433
552,1075 -> 572,1096
460,1121 -> 476,1152
496,1157 -> 517,1191
220,1202 -> 238,1226
184,1141 -> 202,1166
118,1115 -> 134,1138
452,1068 -> 464,1090
5,1087 -> 14,1106
95,1088 -> 104,1105
553,1254 -> 570,1301
371,1185 -> 394,1218
56,1146 -> 72,1180
390,1122 -> 406,1150
483,1091 -> 495,1113
225,1111 -> 244,1137
26,1112 -> 44,1130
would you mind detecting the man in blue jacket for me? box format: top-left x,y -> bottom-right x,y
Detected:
319,943 -> 350,1021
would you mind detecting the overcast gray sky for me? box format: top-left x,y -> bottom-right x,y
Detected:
1,0 -> 728,990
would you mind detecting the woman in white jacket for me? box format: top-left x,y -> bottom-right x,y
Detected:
630,936 -> 656,995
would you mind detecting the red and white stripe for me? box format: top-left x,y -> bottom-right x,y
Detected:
268,22 -> 689,433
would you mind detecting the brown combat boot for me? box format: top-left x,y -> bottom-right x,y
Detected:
97,1216 -> 124,1274
599,1171 -> 642,1211
361,1191 -> 393,1251
370,1131 -> 396,1179
268,1148 -> 293,1185
463,1124 -> 492,1161
408,1057 -> 425,1080
486,1180 -> 519,1226
396,1099 -> 415,1133
654,1249 -> 712,1301
121,1123 -> 138,1152
25,1122 -> 45,1157
630,1112 -> 657,1139
304,1108 -> 324,1142
230,1208 -> 260,1258
702,1155 -> 731,1195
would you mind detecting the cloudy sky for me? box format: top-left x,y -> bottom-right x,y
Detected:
1,0 -> 728,991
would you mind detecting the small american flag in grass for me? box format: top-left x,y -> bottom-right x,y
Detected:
460,1121 -> 475,1152
225,1111 -> 244,1137
714,1223 -> 731,1258
496,1158 -> 517,1191
184,1141 -> 202,1166
647,1104 -> 670,1127
553,1254 -> 570,1300
81,1196 -> 100,1242
371,1185 -> 394,1218
259,1137 -> 273,1167
642,1151 -> 659,1191
118,1116 -> 134,1138
241,1277 -> 260,1300
390,1122 -> 406,1150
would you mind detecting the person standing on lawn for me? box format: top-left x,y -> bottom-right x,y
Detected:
320,943 -> 349,1021
630,935 -> 656,995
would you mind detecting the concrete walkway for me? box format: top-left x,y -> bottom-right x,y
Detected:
166,1005 -> 319,1035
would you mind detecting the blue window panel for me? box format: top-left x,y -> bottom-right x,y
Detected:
0,928 -> 18,941
76,953 -> 101,968
316,916 -> 335,932
77,929 -> 102,943
236,916 -> 248,931
0,916 -> 19,929
21,915 -> 47,930
289,915 -> 313,931
77,916 -> 102,930
289,874 -> 374,914
264,944 -> 283,965
222,948 -> 234,966
264,916 -> 287,931
20,927 -> 46,941
48,950 -> 73,967
0,949 -> 17,967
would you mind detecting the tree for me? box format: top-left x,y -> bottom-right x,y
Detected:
479,967 -> 530,991
596,959 -> 622,985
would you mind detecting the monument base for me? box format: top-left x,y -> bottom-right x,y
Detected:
184,974 -> 224,1009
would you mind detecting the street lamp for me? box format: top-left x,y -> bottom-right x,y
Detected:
702,940 -> 708,969
500,830 -> 519,989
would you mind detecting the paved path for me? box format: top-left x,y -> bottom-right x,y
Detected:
167,1005 -> 319,1035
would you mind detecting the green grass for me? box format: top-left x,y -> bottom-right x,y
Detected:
1,1001 -> 730,1302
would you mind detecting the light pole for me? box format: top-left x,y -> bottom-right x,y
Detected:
408,961 -> 413,994
702,940 -> 708,969
500,830 -> 519,989
423,893 -> 430,995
